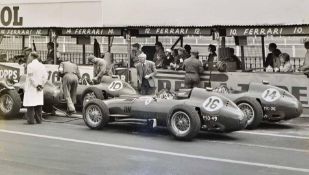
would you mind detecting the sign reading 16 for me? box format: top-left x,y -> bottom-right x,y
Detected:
203,96 -> 224,112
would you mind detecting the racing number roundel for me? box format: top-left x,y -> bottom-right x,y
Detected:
262,88 -> 281,102
108,81 -> 123,91
144,97 -> 153,105
203,96 -> 224,112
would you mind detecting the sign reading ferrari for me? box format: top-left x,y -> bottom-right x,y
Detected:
0,28 -> 48,35
138,27 -> 211,36
226,26 -> 309,36
62,28 -> 122,36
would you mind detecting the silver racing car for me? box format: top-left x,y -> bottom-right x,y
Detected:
83,88 -> 247,140
213,81 -> 303,129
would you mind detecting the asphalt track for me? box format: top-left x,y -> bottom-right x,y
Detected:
0,114 -> 308,175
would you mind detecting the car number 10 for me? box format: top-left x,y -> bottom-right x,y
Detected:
262,88 -> 281,102
203,96 -> 223,112
108,81 -> 123,91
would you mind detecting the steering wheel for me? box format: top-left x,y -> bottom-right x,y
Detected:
156,89 -> 176,100
80,77 -> 94,85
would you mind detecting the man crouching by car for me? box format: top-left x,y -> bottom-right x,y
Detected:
23,52 -> 48,124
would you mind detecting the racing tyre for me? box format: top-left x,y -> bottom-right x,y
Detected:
235,97 -> 263,129
0,90 -> 21,118
82,88 -> 106,106
167,105 -> 201,140
83,99 -> 110,130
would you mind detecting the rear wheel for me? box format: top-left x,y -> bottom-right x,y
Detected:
0,90 -> 21,118
83,99 -> 110,129
235,97 -> 263,129
167,105 -> 201,140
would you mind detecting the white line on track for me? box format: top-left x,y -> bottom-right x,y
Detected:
0,129 -> 309,173
237,131 -> 309,140
207,140 -> 309,153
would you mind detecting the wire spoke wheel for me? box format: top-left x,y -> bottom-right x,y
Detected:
83,92 -> 96,105
238,103 -> 255,125
171,111 -> 191,135
85,104 -> 103,127
0,94 -> 14,114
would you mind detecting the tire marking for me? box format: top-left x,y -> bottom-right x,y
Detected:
0,129 -> 309,173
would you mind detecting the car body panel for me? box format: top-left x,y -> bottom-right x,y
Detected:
216,82 -> 303,121
100,88 -> 247,132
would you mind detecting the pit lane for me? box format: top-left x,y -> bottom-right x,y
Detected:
0,112 -> 309,175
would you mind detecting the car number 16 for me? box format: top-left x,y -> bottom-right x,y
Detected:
203,96 -> 224,112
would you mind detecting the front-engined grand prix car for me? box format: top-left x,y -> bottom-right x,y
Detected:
10,75 -> 137,115
83,88 -> 247,140
213,81 -> 303,129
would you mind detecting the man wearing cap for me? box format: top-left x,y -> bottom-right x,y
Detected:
183,50 -> 204,88
23,52 -> 48,124
136,53 -> 157,95
88,55 -> 111,83
58,60 -> 81,114
130,43 -> 142,67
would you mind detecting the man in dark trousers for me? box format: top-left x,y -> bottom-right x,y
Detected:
136,53 -> 157,95
58,60 -> 81,114
88,55 -> 111,83
264,43 -> 281,68
183,50 -> 204,88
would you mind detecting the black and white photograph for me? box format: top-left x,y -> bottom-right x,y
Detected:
0,0 -> 309,174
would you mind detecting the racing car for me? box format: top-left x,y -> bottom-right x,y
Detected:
82,88 -> 247,140
213,81 -> 303,129
0,75 -> 137,117
0,79 -> 21,118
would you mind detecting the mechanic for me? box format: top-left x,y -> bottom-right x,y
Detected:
58,60 -> 81,114
87,55 -> 112,83
136,53 -> 157,95
264,43 -> 281,70
183,50 -> 204,88
23,52 -> 48,124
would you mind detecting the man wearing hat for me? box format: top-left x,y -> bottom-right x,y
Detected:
136,53 -> 157,95
58,60 -> 81,114
183,50 -> 204,88
88,55 -> 111,83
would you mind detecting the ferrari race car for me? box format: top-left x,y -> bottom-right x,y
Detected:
0,75 -> 137,117
213,81 -> 303,129
83,88 -> 247,140
0,79 -> 21,118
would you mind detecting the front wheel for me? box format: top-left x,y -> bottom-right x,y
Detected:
83,99 -> 110,130
167,105 -> 201,141
82,88 -> 106,106
0,90 -> 21,118
235,97 -> 263,129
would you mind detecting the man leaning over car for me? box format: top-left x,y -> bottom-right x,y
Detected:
58,60 -> 81,115
87,55 -> 112,83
